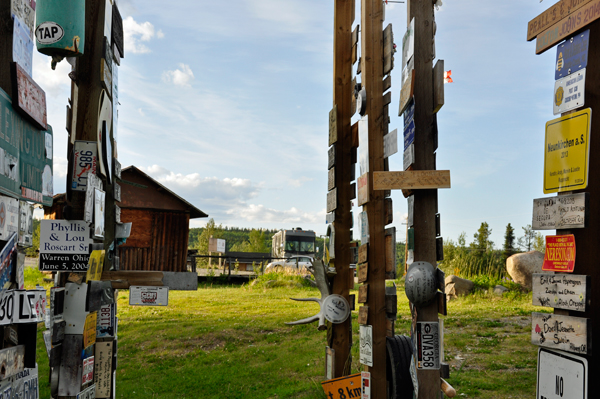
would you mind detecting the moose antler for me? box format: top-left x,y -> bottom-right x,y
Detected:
285,260 -> 332,331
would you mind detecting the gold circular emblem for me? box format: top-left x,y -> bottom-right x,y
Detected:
555,86 -> 564,106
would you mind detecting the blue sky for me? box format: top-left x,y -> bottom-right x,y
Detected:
34,0 -> 561,249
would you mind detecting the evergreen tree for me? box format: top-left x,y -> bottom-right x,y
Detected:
503,223 -> 516,261
471,222 -> 493,254
533,233 -> 546,253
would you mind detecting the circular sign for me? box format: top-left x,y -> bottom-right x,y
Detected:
405,261 -> 437,308
323,294 -> 350,324
555,86 -> 564,107
36,22 -> 65,45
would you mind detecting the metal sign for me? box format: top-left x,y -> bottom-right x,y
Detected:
554,69 -> 585,115
532,273 -> 589,312
18,200 -> 33,247
11,62 -> 47,130
544,108 -> 591,193
71,141 -> 98,192
417,322 -> 440,369
555,30 -> 589,79
94,341 -> 113,397
129,286 -> 169,306
0,345 -> 25,381
361,371 -> 370,399
532,193 -> 587,230
321,373 -> 362,399
543,235 -> 576,273
0,195 -> 19,240
39,220 -> 92,271
537,348 -> 587,399
94,189 -> 106,239
323,294 -> 350,324
383,129 -> 398,159
359,325 -> 373,367
97,303 -> 116,338
404,102 -> 415,150
359,116 -> 369,175
64,282 -> 90,334
85,173 -> 102,223
402,18 -> 414,67
12,14 -> 33,77
82,356 -> 94,385
532,312 -> 590,355
77,384 -> 96,399
12,365 -> 39,399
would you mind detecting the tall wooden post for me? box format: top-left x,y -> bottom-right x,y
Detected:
360,0 -> 387,395
408,1 -> 440,398
331,0 -> 354,378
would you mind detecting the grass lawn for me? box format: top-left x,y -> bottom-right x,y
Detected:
27,270 -> 544,398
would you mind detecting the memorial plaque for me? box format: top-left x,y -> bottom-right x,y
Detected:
11,62 -> 47,130
329,105 -> 338,146
327,188 -> 337,213
555,29 -> 589,79
532,193 -> 587,230
374,170 -> 451,190
384,129 -> 398,158
532,312 -> 590,355
357,174 -> 369,206
532,273 -> 589,311
328,167 -> 335,191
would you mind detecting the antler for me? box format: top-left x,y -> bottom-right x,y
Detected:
285,260 -> 332,330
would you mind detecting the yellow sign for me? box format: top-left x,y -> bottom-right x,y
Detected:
544,108 -> 591,194
86,250 -> 105,282
321,373 -> 362,399
83,311 -> 97,348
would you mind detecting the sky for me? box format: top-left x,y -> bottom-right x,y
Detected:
33,0 -> 561,249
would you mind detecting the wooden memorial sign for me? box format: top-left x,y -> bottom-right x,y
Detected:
532,273 -> 589,312
373,170 -> 451,190
357,174 -> 369,206
543,234 -> 576,272
358,284 -> 368,303
358,306 -> 369,325
358,244 -> 368,264
383,24 -> 394,75
327,188 -> 337,213
358,262 -> 368,283
329,105 -> 338,146
328,167 -> 335,191
527,0 -> 592,41
433,59 -> 445,113
532,193 -> 588,230
531,312 -> 590,355
11,62 -> 47,130
535,0 -> 600,54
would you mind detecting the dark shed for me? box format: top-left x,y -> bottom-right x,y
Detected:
118,166 -> 207,272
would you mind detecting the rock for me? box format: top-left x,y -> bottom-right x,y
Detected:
493,285 -> 509,295
445,275 -> 474,300
506,251 -> 544,290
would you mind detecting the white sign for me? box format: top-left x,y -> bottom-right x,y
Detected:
532,193 -> 587,230
384,129 -> 398,158
94,188 -> 106,239
0,290 -> 14,326
12,14 -> 33,77
82,356 -> 94,385
323,294 -> 350,324
0,289 -> 46,325
554,69 -> 585,115
358,116 -> 369,176
537,348 -> 587,399
209,238 -> 226,253
129,286 -> 169,306
72,141 -> 98,192
359,325 -> 373,367
39,220 -> 92,271
0,195 -> 19,240
417,322 -> 440,369
402,18 -> 415,67
12,365 -> 39,399
18,201 -> 33,247
85,173 -> 102,223
358,211 -> 369,244
361,372 -> 370,399
77,383 -> 96,399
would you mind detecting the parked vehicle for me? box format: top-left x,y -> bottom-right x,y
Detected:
271,228 -> 316,259
264,255 -> 314,273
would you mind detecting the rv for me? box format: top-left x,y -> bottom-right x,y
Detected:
271,228 -> 316,259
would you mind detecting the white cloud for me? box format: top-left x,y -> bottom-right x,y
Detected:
53,156 -> 68,178
32,52 -> 71,98
229,204 -> 322,224
162,64 -> 194,87
123,16 -> 162,54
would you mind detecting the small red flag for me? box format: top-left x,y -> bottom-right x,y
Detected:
443,70 -> 453,84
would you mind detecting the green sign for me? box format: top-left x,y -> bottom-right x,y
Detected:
0,88 -> 53,206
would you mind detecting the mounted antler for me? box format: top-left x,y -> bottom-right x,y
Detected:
285,260 -> 332,331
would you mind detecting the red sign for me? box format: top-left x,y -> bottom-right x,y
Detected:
11,62 -> 47,130
543,235 -> 576,272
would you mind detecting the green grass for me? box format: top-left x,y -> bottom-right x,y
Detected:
26,269 -> 544,398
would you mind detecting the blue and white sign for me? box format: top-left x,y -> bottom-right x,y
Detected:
555,30 -> 589,80
553,69 -> 585,115
404,102 -> 415,151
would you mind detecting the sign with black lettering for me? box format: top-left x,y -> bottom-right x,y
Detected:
532,273 -> 589,311
537,347 -> 587,399
359,325 -> 373,367
417,322 -> 440,369
532,193 -> 587,230
71,141 -> 98,192
321,373 -> 362,399
129,286 -> 169,306
12,364 -> 39,399
532,312 -> 590,355
39,220 -> 92,271
77,383 -> 96,399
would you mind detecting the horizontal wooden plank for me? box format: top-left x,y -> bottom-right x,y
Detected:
383,75 -> 391,93
358,284 -> 368,303
532,273 -> 589,311
527,0 -> 592,41
327,188 -> 338,213
532,193 -> 587,230
101,271 -> 164,289
373,170 -> 451,190
358,244 -> 368,264
531,312 -> 590,355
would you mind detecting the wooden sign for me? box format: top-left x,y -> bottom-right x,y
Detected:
527,0 -> 592,41
536,0 -> 600,54
329,105 -> 338,146
327,188 -> 337,213
352,24 -> 359,47
358,244 -> 368,264
328,145 -> 335,170
328,167 -> 335,191
11,62 -> 47,130
384,129 -> 398,158
433,59 -> 445,113
358,284 -> 368,303
543,234 -> 576,272
350,182 -> 356,200
358,262 -> 368,283
373,170 -> 451,190
398,69 -> 415,116
383,24 -> 394,75
321,373 -> 362,399
358,306 -> 369,325
532,312 -> 590,355
532,193 -> 587,230
532,273 -> 589,311
385,197 -> 393,225
383,75 -> 392,93
385,227 -> 396,279
357,174 -> 369,206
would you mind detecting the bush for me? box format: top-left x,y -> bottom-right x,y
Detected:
250,269 -> 315,290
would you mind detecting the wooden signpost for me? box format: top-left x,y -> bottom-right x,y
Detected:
532,273 -> 589,311
532,193 -> 588,230
531,312 -> 590,355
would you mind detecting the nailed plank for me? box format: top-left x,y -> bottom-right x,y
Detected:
373,170 -> 451,190
328,145 -> 336,170
358,262 -> 368,283
329,105 -> 338,146
532,193 -> 588,230
358,284 -> 368,303
433,59 -> 444,113
531,312 -> 590,355
383,91 -> 392,106
358,306 -> 369,325
101,271 -> 164,289
358,244 -> 368,264
527,0 -> 592,41
385,227 -> 396,279
327,188 -> 338,213
532,273 -> 589,311
357,174 -> 369,206
352,25 -> 360,46
383,24 -> 394,75
328,167 -> 335,191
383,75 -> 391,93
384,198 -> 393,225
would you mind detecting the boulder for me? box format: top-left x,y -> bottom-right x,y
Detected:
493,285 -> 509,295
445,275 -> 474,300
506,251 -> 544,290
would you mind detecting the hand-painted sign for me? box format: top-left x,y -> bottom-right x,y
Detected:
71,140 -> 97,192
555,30 -> 589,79
94,341 -> 113,397
359,325 -> 373,367
532,193 -> 587,230
537,348 -> 587,399
321,373 -> 362,399
39,220 -> 92,271
532,273 -> 589,312
527,0 -> 592,41
11,62 -> 47,130
532,312 -> 590,355
544,108 -> 590,193
543,235 -> 576,272
404,101 -> 415,151
417,322 -> 440,369
129,286 -> 169,306
554,69 -> 585,115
